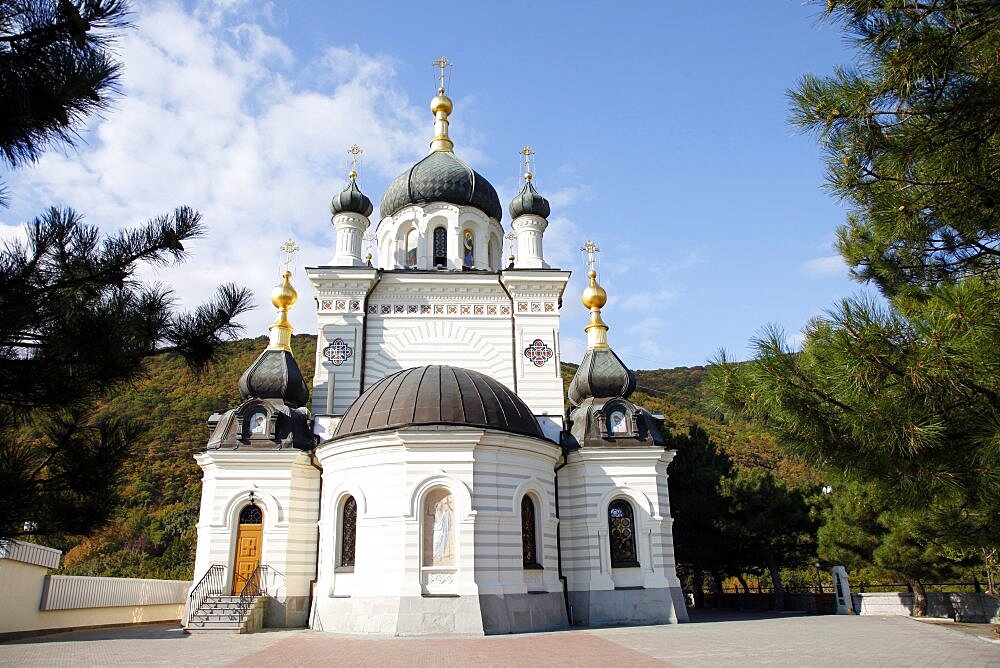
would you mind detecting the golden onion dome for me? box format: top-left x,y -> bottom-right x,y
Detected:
581,269 -> 607,309
271,271 -> 298,310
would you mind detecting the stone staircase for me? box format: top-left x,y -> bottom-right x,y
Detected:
185,595 -> 265,634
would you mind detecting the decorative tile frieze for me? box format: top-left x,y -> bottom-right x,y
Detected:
362,302 -> 519,318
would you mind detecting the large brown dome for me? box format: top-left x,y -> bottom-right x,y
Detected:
332,365 -> 542,440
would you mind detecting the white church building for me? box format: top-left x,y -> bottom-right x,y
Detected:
189,65 -> 688,635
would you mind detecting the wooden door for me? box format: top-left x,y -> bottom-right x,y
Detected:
232,504 -> 263,594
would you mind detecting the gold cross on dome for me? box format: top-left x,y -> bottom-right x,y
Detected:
505,231 -> 517,258
348,144 -> 363,175
519,145 -> 534,179
580,240 -> 600,272
432,56 -> 452,92
280,238 -> 299,271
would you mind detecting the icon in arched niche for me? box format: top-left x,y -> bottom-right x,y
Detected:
523,339 -> 554,367
323,338 -> 353,366
249,412 -> 267,435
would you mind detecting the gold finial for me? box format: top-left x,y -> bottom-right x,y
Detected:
347,144 -> 362,180
429,57 -> 454,152
505,231 -> 517,265
519,145 -> 534,181
269,240 -> 300,352
580,240 -> 609,350
363,232 -> 376,266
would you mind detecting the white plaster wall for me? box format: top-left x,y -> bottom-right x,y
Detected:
557,448 -> 680,594
377,203 -> 503,271
306,268 -> 379,423
192,450 -> 320,607
312,427 -> 562,632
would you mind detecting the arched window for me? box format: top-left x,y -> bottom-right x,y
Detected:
521,496 -> 540,568
422,488 -> 455,566
487,237 -> 496,270
608,499 -> 639,567
462,230 -> 474,269
405,228 -> 418,268
433,227 -> 447,268
239,504 -> 262,524
339,495 -> 357,568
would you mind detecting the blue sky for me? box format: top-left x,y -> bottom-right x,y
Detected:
1,0 -> 875,369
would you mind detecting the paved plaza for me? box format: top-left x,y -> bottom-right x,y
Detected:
1,612 -> 998,667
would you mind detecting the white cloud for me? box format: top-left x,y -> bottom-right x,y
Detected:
4,0 -> 429,338
800,254 -> 845,277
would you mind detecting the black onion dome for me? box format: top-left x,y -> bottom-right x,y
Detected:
330,177 -> 374,217
333,365 -> 542,439
567,348 -> 637,406
379,151 -> 502,221
509,180 -> 550,219
238,349 -> 309,408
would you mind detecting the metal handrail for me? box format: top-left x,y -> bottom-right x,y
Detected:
187,564 -> 226,622
237,564 -> 270,619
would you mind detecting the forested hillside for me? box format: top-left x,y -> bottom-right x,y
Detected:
54,337 -> 810,579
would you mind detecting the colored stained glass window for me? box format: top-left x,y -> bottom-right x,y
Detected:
340,495 -> 356,568
608,499 -> 638,567
239,504 -> 262,525
433,227 -> 447,267
521,496 -> 539,568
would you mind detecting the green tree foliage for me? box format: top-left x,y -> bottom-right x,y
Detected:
58,335 -> 315,578
819,480 -> 971,615
722,469 -> 818,610
790,0 -> 1000,297
0,1 -> 253,543
0,0 -> 129,203
0,209 -> 253,540
709,0 -> 1000,609
667,425 -> 734,606
667,425 -> 819,609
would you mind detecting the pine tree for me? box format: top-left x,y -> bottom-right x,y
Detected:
790,0 -> 1000,298
0,208 -> 253,540
0,2 -> 253,541
708,1 -> 1000,608
0,0 -> 130,204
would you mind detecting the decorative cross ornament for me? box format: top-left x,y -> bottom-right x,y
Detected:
505,232 -> 517,262
523,339 -> 554,367
323,338 -> 354,366
432,56 -> 452,92
519,145 -> 534,180
280,238 -> 300,272
581,239 -> 601,272
348,144 -> 363,177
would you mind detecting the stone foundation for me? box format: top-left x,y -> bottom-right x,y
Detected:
312,592 -> 569,635
568,587 -> 686,627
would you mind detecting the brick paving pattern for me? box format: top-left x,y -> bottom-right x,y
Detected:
1,613 -> 997,667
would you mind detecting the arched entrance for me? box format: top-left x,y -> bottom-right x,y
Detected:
232,504 -> 263,593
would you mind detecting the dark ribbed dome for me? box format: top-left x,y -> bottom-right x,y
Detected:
379,151 -> 502,221
509,180 -> 550,219
331,177 -> 373,217
238,349 -> 309,408
333,365 -> 542,439
567,348 -> 637,406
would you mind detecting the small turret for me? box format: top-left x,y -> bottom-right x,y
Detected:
207,240 -> 315,451
509,146 -> 551,269
565,241 -> 664,449
330,145 -> 373,266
